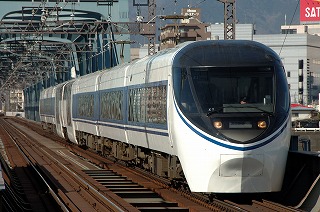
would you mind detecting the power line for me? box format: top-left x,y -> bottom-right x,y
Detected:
279,0 -> 299,56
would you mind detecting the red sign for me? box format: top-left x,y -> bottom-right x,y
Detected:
300,0 -> 320,22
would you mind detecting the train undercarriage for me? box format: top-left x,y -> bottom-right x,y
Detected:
43,122 -> 186,187
75,130 -> 185,181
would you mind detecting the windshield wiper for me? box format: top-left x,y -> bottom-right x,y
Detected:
206,107 -> 224,117
206,105 -> 274,117
245,105 -> 274,116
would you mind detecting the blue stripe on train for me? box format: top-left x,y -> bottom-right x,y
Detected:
73,118 -> 169,137
173,99 -> 288,151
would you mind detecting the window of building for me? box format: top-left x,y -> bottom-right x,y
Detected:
119,11 -> 128,19
292,113 -> 299,117
281,29 -> 297,34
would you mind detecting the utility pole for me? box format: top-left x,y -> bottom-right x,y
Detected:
217,0 -> 236,40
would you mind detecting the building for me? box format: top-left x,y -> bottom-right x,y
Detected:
281,24 -> 320,35
291,103 -> 319,130
207,23 -> 255,40
159,8 -> 211,50
291,103 -> 318,122
131,44 -> 160,61
254,32 -> 320,105
9,89 -> 24,112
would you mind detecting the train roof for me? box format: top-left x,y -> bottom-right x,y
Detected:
171,40 -> 282,67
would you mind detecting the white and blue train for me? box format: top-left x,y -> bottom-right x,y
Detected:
39,40 -> 291,193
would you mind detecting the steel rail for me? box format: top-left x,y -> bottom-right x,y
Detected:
4,118 -> 125,212
1,118 -> 70,212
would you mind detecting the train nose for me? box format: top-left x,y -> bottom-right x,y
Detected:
219,155 -> 264,177
219,129 -> 264,142
207,154 -> 270,192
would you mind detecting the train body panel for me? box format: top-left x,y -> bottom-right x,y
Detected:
39,86 -> 56,128
40,40 -> 291,193
72,71 -> 101,138
124,57 -> 151,148
121,55 -> 173,154
141,52 -> 174,154
98,64 -> 129,143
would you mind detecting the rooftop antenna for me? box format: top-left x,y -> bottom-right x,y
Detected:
70,1 -> 76,20
174,0 -> 177,14
285,14 -> 287,25
136,1 -> 143,22
41,1 -> 47,23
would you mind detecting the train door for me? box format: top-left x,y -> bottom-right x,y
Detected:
124,59 -> 148,147
123,65 -> 130,143
39,89 -> 47,124
61,81 -> 77,143
55,83 -> 65,138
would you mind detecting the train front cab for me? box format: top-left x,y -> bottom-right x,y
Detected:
170,40 -> 291,192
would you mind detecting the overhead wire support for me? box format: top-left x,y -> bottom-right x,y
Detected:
147,0 -> 156,55
217,0 -> 236,40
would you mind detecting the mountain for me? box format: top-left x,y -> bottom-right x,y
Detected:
130,0 -> 300,34
234,0 -> 300,34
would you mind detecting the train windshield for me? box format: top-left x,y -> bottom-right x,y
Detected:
174,66 -> 274,114
173,66 -> 277,141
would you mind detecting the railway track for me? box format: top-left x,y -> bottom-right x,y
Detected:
0,117 -> 133,212
0,117 -> 305,211
0,118 -> 60,211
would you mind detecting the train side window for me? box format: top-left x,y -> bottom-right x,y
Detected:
40,98 -> 53,115
78,94 -> 94,117
146,85 -> 167,124
100,90 -> 123,120
129,85 -> 167,124
129,87 -> 146,123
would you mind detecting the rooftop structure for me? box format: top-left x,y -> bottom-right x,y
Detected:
159,8 -> 211,50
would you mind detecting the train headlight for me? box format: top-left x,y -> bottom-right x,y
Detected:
257,121 -> 267,129
213,121 -> 223,129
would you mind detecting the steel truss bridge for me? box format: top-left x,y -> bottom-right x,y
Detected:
0,0 -> 156,120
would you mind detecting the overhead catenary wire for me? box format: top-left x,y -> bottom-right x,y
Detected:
278,0 -> 300,56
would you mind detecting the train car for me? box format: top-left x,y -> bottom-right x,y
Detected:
72,71 -> 101,144
39,85 -> 56,131
40,40 -> 291,193
170,41 -> 290,192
